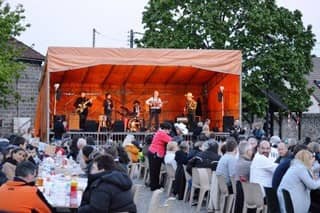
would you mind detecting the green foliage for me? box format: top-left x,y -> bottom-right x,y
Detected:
0,0 -> 29,107
137,0 -> 316,116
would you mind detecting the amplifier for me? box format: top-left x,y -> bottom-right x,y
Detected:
176,117 -> 188,123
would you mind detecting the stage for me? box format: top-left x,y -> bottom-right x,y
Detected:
35,48 -> 242,142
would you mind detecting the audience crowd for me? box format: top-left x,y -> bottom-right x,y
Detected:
0,119 -> 320,213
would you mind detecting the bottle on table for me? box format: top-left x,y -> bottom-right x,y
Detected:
70,179 -> 78,207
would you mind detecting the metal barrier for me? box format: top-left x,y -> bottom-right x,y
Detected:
51,131 -> 230,146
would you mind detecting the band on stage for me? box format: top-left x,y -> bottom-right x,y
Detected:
72,90 -> 199,132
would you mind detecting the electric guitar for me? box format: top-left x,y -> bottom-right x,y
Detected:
76,97 -> 96,114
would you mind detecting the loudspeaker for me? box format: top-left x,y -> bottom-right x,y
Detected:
223,116 -> 234,132
85,120 -> 98,132
113,120 -> 125,132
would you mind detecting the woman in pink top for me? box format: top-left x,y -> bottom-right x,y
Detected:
148,122 -> 172,191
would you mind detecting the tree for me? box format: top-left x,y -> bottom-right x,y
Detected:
136,0 -> 316,117
0,0 -> 29,107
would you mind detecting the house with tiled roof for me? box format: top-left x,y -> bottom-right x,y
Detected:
306,57 -> 320,113
0,38 -> 45,136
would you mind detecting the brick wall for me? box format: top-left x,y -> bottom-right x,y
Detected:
0,63 -> 42,136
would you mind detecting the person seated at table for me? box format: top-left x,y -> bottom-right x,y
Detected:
103,145 -> 127,173
77,137 -> 87,170
186,140 -> 221,175
79,154 -> 136,213
0,161 -> 52,213
82,145 -> 99,175
277,150 -> 320,213
1,147 -> 26,180
10,136 -> 27,150
122,134 -> 140,163
26,144 -> 40,165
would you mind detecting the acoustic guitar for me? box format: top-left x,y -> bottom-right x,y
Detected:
145,100 -> 168,113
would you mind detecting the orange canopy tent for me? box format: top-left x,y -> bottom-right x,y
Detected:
35,47 -> 242,141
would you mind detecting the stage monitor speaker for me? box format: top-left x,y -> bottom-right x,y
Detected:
85,120 -> 98,132
113,120 -> 125,132
223,116 -> 234,132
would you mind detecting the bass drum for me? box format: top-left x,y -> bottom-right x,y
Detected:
128,118 -> 142,132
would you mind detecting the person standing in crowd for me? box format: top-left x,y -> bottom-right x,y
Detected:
202,118 -> 211,137
146,90 -> 163,130
252,122 -> 265,140
277,150 -> 320,213
103,93 -> 113,129
74,92 -> 93,130
229,119 -> 245,141
184,92 -> 197,131
147,122 -> 172,191
79,154 -> 136,213
53,115 -> 66,142
0,161 -> 52,213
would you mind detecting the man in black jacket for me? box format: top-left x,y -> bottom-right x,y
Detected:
79,154 -> 136,213
187,140 -> 221,175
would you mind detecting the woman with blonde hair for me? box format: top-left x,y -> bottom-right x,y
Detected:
164,141 -> 178,170
277,150 -> 320,213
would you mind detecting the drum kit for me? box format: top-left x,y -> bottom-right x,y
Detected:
99,106 -> 144,132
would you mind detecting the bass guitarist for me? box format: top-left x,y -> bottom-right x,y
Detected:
74,92 -> 93,130
145,90 -> 162,130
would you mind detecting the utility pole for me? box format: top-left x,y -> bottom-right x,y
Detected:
129,29 -> 134,48
92,28 -> 96,48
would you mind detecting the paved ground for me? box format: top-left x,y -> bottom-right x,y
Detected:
133,179 -> 208,213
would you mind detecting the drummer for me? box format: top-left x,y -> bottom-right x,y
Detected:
132,100 -> 141,118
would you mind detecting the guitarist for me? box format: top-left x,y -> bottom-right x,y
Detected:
145,90 -> 162,130
103,93 -> 113,129
74,92 -> 93,130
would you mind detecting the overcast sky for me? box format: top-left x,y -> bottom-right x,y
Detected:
8,0 -> 320,56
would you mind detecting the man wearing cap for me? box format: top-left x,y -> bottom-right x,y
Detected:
184,92 -> 197,131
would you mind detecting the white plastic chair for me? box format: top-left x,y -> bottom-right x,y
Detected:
165,163 -> 176,196
241,182 -> 267,213
216,175 -> 234,213
183,165 -> 192,202
189,168 -> 212,212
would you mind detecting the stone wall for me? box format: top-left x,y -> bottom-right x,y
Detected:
274,113 -> 320,141
0,63 -> 42,136
243,113 -> 320,141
